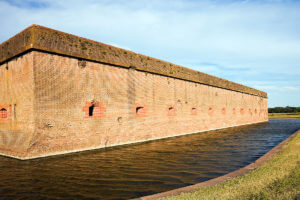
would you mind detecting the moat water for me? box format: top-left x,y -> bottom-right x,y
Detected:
0,119 -> 300,200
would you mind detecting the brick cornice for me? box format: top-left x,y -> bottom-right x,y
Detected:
0,25 -> 267,98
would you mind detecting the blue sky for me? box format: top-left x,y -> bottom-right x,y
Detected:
0,0 -> 299,107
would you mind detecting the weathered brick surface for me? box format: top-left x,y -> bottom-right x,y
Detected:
24,51 -> 267,159
0,25 -> 267,98
0,26 -> 268,159
0,26 -> 33,64
0,52 -> 35,158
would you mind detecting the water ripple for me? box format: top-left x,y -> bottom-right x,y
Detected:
0,119 -> 300,200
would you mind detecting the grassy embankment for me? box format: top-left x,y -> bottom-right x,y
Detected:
163,130 -> 300,200
269,112 -> 300,119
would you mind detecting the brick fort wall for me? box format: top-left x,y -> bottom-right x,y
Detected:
0,25 -> 268,159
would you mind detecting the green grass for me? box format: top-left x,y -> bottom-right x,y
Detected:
163,130 -> 300,200
269,112 -> 300,119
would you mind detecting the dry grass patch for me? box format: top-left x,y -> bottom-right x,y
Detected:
163,130 -> 300,200
269,112 -> 300,119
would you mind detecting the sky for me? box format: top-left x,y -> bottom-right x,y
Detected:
0,0 -> 299,107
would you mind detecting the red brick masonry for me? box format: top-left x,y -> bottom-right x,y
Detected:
0,25 -> 268,159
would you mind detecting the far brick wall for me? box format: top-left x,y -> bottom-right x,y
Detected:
28,51 -> 268,158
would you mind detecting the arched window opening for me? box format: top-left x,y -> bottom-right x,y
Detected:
208,107 -> 214,116
134,104 -> 147,117
83,101 -> 106,119
136,106 -> 145,115
167,106 -> 176,116
0,108 -> 7,119
222,107 -> 226,115
240,108 -> 244,115
191,107 -> 197,115
117,117 -> 122,123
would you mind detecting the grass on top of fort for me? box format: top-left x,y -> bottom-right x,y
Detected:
163,130 -> 300,200
269,112 -> 300,119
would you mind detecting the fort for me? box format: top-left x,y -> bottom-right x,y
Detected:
0,25 -> 268,160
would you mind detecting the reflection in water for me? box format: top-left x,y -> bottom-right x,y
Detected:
0,119 -> 300,200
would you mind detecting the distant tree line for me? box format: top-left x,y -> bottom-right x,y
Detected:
268,106 -> 300,113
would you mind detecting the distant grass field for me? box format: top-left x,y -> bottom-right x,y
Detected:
269,112 -> 300,119
163,130 -> 300,200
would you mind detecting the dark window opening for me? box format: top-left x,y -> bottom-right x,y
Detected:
167,106 -> 176,116
191,107 -> 197,115
89,104 -> 95,116
0,108 -> 7,119
117,117 -> 122,123
136,106 -> 144,114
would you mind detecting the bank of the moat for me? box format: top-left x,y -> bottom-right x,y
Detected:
0,119 -> 299,200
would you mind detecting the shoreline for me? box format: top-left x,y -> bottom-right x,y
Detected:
133,128 -> 300,200
268,112 -> 300,119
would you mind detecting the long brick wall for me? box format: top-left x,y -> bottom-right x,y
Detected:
0,25 -> 268,159
0,25 -> 267,98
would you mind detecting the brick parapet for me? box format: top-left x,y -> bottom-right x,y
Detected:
0,25 -> 267,98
